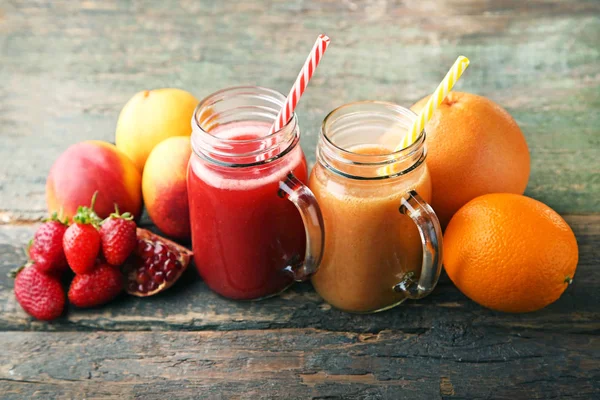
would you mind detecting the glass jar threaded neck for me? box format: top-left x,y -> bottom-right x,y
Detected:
191,86 -> 299,167
317,101 -> 426,180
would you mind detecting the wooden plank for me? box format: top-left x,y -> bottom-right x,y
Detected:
0,0 -> 599,223
1,215 -> 598,333
1,329 -> 598,399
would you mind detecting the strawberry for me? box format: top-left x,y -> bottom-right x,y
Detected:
68,263 -> 123,308
64,224 -> 101,274
63,194 -> 101,274
100,207 -> 137,266
14,265 -> 66,321
29,212 -> 69,275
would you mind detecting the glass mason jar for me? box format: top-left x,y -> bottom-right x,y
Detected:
309,101 -> 443,313
188,86 -> 324,300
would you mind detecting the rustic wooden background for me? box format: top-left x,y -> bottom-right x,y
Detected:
1,1 -> 599,399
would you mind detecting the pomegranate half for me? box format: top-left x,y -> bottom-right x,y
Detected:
125,228 -> 193,297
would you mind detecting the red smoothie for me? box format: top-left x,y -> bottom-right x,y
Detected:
187,121 -> 308,300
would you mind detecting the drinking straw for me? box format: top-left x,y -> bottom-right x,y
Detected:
269,34 -> 330,134
396,56 -> 470,150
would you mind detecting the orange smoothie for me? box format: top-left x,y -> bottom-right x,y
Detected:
309,144 -> 432,313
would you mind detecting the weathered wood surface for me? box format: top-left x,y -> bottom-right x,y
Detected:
1,329 -> 599,400
1,213 -> 599,399
1,0 -> 599,399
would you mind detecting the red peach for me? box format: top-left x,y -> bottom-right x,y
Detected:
46,141 -> 142,220
142,136 -> 191,239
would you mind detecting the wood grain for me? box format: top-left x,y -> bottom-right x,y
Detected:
0,0 -> 599,222
1,329 -> 599,399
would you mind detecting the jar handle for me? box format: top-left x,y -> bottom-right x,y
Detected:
394,190 -> 443,298
278,172 -> 325,281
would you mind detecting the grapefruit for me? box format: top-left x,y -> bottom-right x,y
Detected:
411,92 -> 530,227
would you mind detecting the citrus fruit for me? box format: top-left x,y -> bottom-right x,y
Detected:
142,136 -> 191,239
443,193 -> 578,313
115,88 -> 198,172
411,92 -> 530,227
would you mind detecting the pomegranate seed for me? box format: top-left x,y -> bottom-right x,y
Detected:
137,266 -> 147,275
137,272 -> 149,284
154,242 -> 164,255
152,253 -> 166,266
159,252 -> 169,264
148,281 -> 158,291
167,252 -> 177,262
153,271 -> 165,284
142,242 -> 154,258
148,263 -> 158,273
165,269 -> 175,281
137,283 -> 147,293
164,259 -> 177,273
174,261 -> 183,271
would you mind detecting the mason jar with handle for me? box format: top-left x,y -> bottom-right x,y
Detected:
188,86 -> 325,300
309,101 -> 443,313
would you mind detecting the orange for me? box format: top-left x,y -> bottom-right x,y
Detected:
411,92 -> 530,227
443,193 -> 578,313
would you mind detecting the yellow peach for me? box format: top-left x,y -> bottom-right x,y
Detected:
142,136 -> 192,239
115,88 -> 198,173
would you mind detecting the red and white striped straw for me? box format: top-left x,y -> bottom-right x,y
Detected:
269,34 -> 330,134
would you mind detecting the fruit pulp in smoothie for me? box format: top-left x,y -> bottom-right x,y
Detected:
309,144 -> 432,312
188,121 -> 307,300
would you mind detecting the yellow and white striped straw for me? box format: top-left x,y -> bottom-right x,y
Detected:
396,56 -> 470,151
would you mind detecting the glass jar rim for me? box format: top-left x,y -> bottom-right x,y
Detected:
192,85 -> 297,145
191,85 -> 300,168
317,100 -> 427,180
321,100 -> 425,164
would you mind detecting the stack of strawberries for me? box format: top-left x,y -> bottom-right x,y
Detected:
14,195 -> 137,321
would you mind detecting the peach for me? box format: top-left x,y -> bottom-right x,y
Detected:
115,88 -> 198,173
142,136 -> 191,239
46,141 -> 142,220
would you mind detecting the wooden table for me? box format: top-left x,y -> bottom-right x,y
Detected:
1,1 -> 599,399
